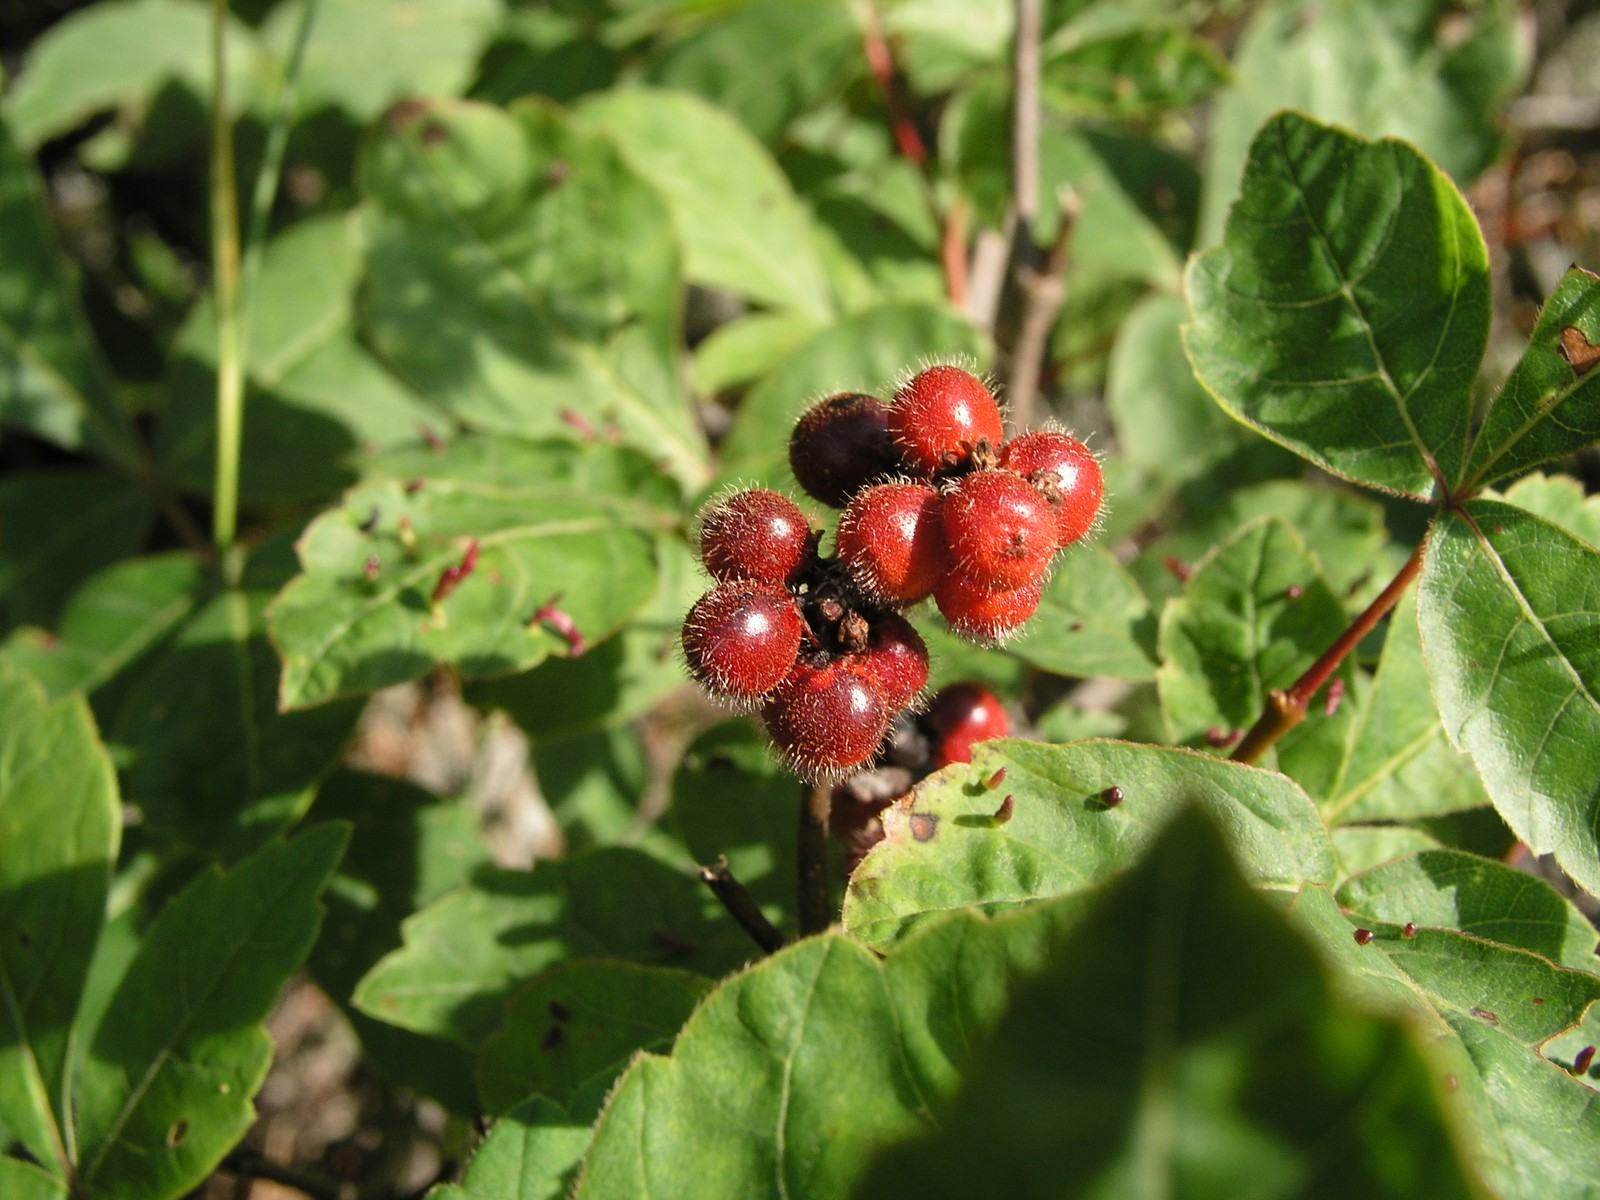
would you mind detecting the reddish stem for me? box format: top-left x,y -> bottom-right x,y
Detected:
1230,538 -> 1427,766
860,4 -> 926,166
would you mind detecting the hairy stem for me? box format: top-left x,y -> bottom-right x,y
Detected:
797,782 -> 834,935
1231,538 -> 1428,765
700,857 -> 787,954
209,0 -> 243,567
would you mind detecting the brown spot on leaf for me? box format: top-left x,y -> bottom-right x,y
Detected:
540,1026 -> 565,1052
166,1120 -> 189,1148
1469,1006 -> 1499,1025
548,1000 -> 571,1023
909,813 -> 939,842
1560,326 -> 1600,374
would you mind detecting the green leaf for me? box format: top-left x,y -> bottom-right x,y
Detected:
262,0 -> 499,121
267,460 -> 664,710
1338,850 -> 1599,973
0,552 -> 204,701
1498,472 -> 1600,549
855,810 -> 1482,1200
842,737 -> 1335,948
0,664 -> 119,1176
1199,0 -> 1526,242
429,1095 -> 596,1200
158,212 -> 439,504
1460,266 -> 1600,491
1156,517 -> 1355,773
74,825 -> 347,1200
353,849 -> 757,1048
468,535 -> 699,739
572,898 -> 1079,1200
1043,23 -> 1227,118
720,301 -> 987,468
1330,824 -> 1441,881
0,1158 -> 68,1200
1289,882 -> 1600,1198
0,115 -> 137,466
1185,112 -> 1490,500
882,0 -> 1011,93
1418,497 -> 1600,897
358,98 -> 708,491
307,771 -> 489,1113
692,311 -> 825,397
580,88 -> 832,318
116,588 -> 361,857
0,470 -> 150,635
649,0 -> 863,143
1106,292 -> 1242,484
4,0 -> 256,150
1006,544 -> 1158,681
1324,589 -> 1488,823
477,962 -> 712,1113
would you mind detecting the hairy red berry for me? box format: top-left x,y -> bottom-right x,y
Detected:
837,481 -> 952,605
888,365 -> 1004,476
698,488 -> 811,585
1001,430 -> 1103,546
763,659 -> 891,778
942,469 -> 1058,590
934,571 -> 1043,642
789,393 -> 900,507
856,613 -> 929,713
681,582 -> 803,700
924,682 -> 1010,767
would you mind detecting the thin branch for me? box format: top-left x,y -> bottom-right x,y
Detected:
860,2 -> 926,166
1005,191 -> 1079,433
941,196 -> 970,310
1231,538 -> 1428,765
1011,0 -> 1042,235
797,782 -> 834,935
221,1147 -> 356,1200
699,856 -> 786,954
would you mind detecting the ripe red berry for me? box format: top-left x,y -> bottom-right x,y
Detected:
681,581 -> 803,701
942,469 -> 1058,590
1001,430 -> 1103,546
924,682 -> 1010,767
789,393 -> 900,507
934,571 -> 1043,642
856,613 -> 929,713
698,488 -> 811,585
888,365 -> 1004,476
837,481 -> 952,605
763,659 -> 891,778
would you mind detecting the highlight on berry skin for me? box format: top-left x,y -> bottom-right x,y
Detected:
680,360 -> 1105,781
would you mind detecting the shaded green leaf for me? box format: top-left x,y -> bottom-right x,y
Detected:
158,212 -> 439,504
0,553 -> 203,702
580,88 -> 832,317
1007,543 -> 1158,681
74,825 -> 347,1200
1325,589 -> 1488,823
1199,0 -> 1526,242
353,849 -> 757,1048
117,588 -> 361,858
1043,23 -> 1226,117
4,0 -> 255,151
720,301 -> 987,467
1417,498 -> 1600,896
358,98 -> 708,490
477,962 -> 711,1113
263,0 -> 499,121
842,737 -> 1335,948
856,810 -> 1482,1200
268,460 -> 664,710
1461,266 -> 1600,490
0,115 -> 136,466
0,665 -> 119,1176
1185,112 -> 1489,500
649,0 -> 863,143
0,470 -> 150,635
430,1095 -> 596,1200
308,771 -> 489,1113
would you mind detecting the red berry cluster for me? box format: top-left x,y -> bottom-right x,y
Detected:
682,364 -> 1103,780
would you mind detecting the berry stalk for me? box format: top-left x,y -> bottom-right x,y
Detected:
1230,538 -> 1427,766
797,782 -> 834,935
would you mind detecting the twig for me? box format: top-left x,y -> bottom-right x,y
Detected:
221,1147 -> 356,1200
860,3 -> 926,166
1005,192 -> 1079,433
1011,0 -> 1042,235
699,856 -> 786,954
797,782 -> 834,935
941,197 -> 970,309
1231,539 -> 1428,765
